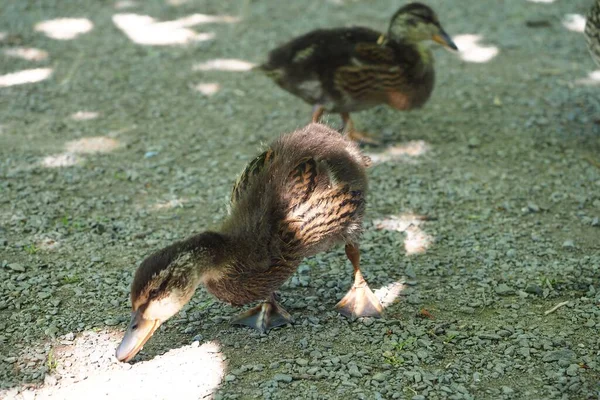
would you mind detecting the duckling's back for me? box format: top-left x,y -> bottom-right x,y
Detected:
216,124 -> 369,305
271,124 -> 369,255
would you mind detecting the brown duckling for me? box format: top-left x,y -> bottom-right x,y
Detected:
586,0 -> 600,67
116,123 -> 382,362
258,2 -> 458,144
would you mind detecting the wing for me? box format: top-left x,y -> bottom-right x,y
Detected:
280,158 -> 365,252
284,157 -> 319,211
352,42 -> 397,65
334,64 -> 407,101
260,28 -> 384,79
230,149 -> 274,206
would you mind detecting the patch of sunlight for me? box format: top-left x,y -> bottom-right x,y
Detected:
0,68 -> 53,87
71,111 -> 100,121
115,0 -> 138,9
3,47 -> 49,61
453,34 -> 499,63
366,140 -> 429,164
562,14 -> 586,33
192,82 -> 220,96
403,225 -> 433,255
374,280 -> 407,308
11,330 -> 224,400
35,18 -> 93,40
375,213 -> 433,255
0,32 -> 6,41
65,137 -> 120,154
193,58 -> 256,71
150,198 -> 186,211
41,153 -> 82,168
167,0 -> 190,5
37,237 -> 60,251
113,13 -> 239,46
576,70 -> 600,86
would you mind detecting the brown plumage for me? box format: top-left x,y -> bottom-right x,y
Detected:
116,124 -> 382,362
258,2 -> 457,143
586,0 -> 600,67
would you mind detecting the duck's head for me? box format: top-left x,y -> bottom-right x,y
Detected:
115,250 -> 197,362
387,2 -> 458,51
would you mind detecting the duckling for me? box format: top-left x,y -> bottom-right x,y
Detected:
586,0 -> 600,67
258,2 -> 457,144
116,123 -> 382,362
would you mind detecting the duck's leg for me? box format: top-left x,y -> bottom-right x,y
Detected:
341,112 -> 380,145
230,293 -> 293,333
312,105 -> 325,123
336,243 -> 383,319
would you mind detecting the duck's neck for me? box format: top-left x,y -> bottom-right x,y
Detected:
173,231 -> 232,288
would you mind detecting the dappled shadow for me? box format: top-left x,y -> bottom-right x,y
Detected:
373,280 -> 407,309
42,153 -> 82,168
65,137 -> 120,154
148,198 -> 187,211
453,34 -> 499,63
0,68 -> 53,87
41,137 -> 120,168
5,331 -> 224,400
562,14 -> 586,33
34,18 -> 93,40
3,47 -> 48,61
113,13 -> 239,46
193,59 -> 255,71
70,111 -> 100,121
576,70 -> 600,86
374,213 -> 433,256
365,141 -> 430,165
114,0 -> 138,9
192,82 -> 220,96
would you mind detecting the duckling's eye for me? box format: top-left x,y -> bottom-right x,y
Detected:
148,289 -> 159,300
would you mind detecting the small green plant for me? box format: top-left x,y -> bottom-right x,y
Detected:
382,337 -> 416,367
60,215 -> 70,227
46,348 -> 58,372
394,336 -> 417,351
444,332 -> 459,343
382,351 -> 404,367
62,275 -> 81,284
114,171 -> 127,181
24,244 -> 38,254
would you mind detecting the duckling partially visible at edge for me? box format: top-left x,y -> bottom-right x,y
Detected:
585,0 -> 600,67
116,123 -> 382,362
258,2 -> 458,144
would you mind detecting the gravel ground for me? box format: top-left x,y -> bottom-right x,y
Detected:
1,0 -> 599,399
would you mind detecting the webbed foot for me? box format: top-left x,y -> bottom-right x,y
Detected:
336,270 -> 383,319
336,243 -> 383,319
346,130 -> 381,145
341,112 -> 381,145
230,296 -> 293,333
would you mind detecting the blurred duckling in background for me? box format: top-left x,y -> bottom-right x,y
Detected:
116,123 -> 382,363
585,0 -> 600,66
258,2 -> 458,144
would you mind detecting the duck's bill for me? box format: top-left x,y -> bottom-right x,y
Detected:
432,30 -> 458,51
115,311 -> 160,362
